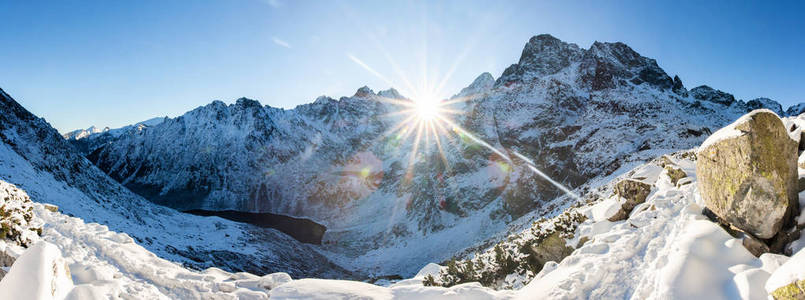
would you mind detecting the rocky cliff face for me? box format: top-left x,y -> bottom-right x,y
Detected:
70,34 -> 803,276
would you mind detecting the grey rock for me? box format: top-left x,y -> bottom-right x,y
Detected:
608,179 -> 653,222
697,110 -> 798,239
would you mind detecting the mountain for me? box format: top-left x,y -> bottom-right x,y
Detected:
62,125 -> 107,140
63,117 -> 167,155
72,34 -> 800,278
0,87 -> 349,279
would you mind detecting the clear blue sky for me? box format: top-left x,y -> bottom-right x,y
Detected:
1,1 -> 804,133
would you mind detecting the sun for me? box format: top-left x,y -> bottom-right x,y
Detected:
413,97 -> 439,121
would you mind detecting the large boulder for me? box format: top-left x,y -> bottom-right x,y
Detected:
697,109 -> 798,239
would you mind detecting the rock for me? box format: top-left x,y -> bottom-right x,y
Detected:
770,281 -> 805,300
743,235 -> 771,257
799,177 -> 805,193
608,179 -> 653,222
799,132 -> 805,154
672,75 -> 687,96
786,103 -> 805,117
664,165 -> 687,186
697,110 -> 798,239
746,98 -> 785,116
43,204 -> 58,212
657,155 -> 675,168
690,85 -> 736,106
529,231 -> 574,266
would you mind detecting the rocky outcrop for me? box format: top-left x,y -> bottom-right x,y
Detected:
690,85 -> 736,106
608,179 -> 653,222
672,75 -> 688,97
664,165 -> 687,186
697,110 -> 798,240
785,103 -> 805,117
528,231 -> 574,267
746,98 -> 785,116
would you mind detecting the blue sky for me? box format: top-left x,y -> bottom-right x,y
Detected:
1,0 -> 803,133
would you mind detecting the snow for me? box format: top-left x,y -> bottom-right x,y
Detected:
589,196 -> 620,221
514,151 -> 795,299
269,279 -> 514,300
698,109 -> 777,150
766,247 -> 805,293
0,241 -> 73,300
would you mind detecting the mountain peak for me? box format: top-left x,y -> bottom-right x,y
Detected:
353,86 -> 375,98
690,85 -> 736,105
455,72 -> 495,98
235,97 -> 262,108
378,88 -> 404,99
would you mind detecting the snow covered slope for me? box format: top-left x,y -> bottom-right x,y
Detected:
0,88 -> 349,279
78,34 -> 805,277
0,179 -> 516,299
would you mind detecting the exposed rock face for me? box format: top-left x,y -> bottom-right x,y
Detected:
696,110 -> 798,239
785,103 -> 805,117
746,98 -> 785,116
672,75 -> 688,97
608,179 -> 653,222
690,85 -> 736,106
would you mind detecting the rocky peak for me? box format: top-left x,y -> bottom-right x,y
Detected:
745,97 -> 784,116
785,103 -> 805,117
455,72 -> 495,98
353,86 -> 375,98
672,75 -> 687,96
378,88 -> 404,99
578,41 -> 673,91
587,41 -> 643,68
690,85 -> 736,106
313,95 -> 337,105
235,97 -> 262,109
496,34 -> 583,86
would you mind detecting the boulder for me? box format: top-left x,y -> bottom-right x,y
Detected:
697,110 -> 798,239
608,179 -> 653,222
529,231 -> 574,266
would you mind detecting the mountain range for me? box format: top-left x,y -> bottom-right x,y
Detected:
59,34 -> 805,277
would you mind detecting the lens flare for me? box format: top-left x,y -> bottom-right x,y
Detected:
413,97 -> 438,121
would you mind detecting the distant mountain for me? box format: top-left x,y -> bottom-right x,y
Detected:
63,117 -> 167,155
69,34 -> 805,278
0,88 -> 350,278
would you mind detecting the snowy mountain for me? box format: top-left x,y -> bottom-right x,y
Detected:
0,88 -> 349,279
74,34 -> 803,278
62,125 -> 107,141
63,117 -> 167,155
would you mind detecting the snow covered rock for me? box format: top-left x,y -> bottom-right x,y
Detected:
690,85 -> 736,106
697,109 -> 798,239
608,179 -> 653,222
766,248 -> 805,299
664,165 -> 687,186
786,103 -> 805,117
0,241 -> 73,300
